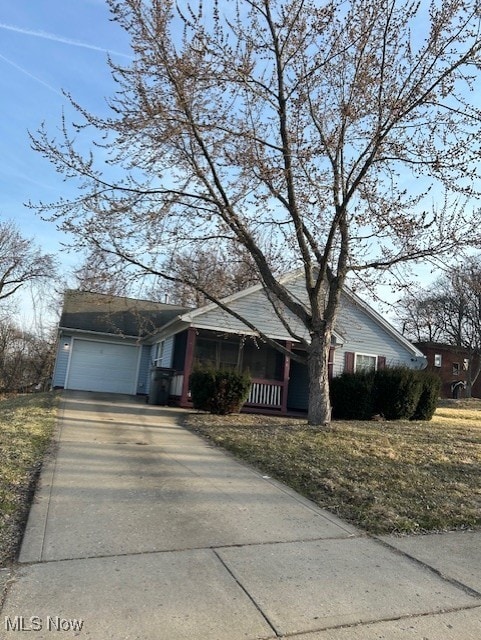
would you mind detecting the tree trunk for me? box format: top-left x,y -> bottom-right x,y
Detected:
307,330 -> 332,427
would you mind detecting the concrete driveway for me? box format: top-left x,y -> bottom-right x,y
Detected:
1,390 -> 480,639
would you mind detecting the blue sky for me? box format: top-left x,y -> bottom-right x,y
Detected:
0,1 -> 474,325
0,0 -> 131,290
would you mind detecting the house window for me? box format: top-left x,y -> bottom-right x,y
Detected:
194,337 -> 240,371
242,341 -> 283,380
355,353 -> 377,373
219,341 -> 240,370
452,362 -> 460,376
193,335 -> 283,380
434,354 -> 442,367
195,337 -> 220,369
154,341 -> 165,366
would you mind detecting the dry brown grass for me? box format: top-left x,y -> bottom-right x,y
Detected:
185,403 -> 481,535
0,392 -> 59,566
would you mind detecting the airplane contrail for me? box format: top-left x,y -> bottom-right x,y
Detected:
0,52 -> 64,96
0,22 -> 132,59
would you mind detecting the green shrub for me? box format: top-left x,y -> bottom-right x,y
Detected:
330,366 -> 441,422
373,367 -> 423,420
330,371 -> 375,420
190,368 -> 252,415
411,371 -> 441,421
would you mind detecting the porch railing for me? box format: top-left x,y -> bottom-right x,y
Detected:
173,374 -> 284,410
246,380 -> 283,408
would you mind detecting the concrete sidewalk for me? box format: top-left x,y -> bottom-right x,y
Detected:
1,390 -> 480,639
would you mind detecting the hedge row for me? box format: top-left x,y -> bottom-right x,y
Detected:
190,368 -> 252,415
330,367 -> 441,421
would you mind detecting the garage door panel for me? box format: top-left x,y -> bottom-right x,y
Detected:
67,340 -> 139,394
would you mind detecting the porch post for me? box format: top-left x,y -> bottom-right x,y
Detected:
281,341 -> 292,415
180,327 -> 197,406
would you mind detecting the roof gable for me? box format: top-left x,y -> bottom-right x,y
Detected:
179,272 -> 422,356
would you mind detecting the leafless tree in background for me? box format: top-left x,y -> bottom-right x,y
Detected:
0,220 -> 55,302
0,320 -> 55,393
399,258 -> 481,395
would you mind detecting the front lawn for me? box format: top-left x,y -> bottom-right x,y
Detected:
185,402 -> 481,535
0,392 -> 59,566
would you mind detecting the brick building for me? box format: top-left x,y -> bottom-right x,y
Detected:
415,342 -> 481,398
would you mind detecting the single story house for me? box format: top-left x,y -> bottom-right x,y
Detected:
52,273 -> 426,414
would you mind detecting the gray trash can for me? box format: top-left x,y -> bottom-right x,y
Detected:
148,367 -> 174,405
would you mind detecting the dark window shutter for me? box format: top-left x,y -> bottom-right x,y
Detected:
377,356 -> 386,370
344,351 -> 355,373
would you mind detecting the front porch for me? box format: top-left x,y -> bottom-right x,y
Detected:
167,328 -> 334,415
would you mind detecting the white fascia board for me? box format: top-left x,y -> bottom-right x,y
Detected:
189,321 -> 298,342
190,321 -> 344,345
58,327 -> 140,342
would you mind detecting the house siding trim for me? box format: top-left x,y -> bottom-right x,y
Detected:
180,327 -> 197,406
52,334 -> 72,388
137,345 -> 151,394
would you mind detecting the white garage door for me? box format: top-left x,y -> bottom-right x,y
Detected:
67,339 -> 139,394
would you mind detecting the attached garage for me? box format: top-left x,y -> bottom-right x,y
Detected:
66,339 -> 140,394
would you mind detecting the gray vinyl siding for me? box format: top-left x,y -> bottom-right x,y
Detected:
146,336 -> 176,394
136,345 -> 151,394
191,286 -> 310,340
162,335 -> 175,368
52,335 -> 72,387
150,344 -> 157,364
145,345 -> 157,394
332,296 -> 423,375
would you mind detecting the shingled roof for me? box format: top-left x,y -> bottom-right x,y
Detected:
59,290 -> 190,338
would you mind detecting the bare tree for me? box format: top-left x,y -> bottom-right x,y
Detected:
400,258 -> 481,395
398,291 -> 450,343
0,320 -> 55,393
148,247 -> 261,307
72,248 -> 136,296
31,0 -> 481,425
0,220 -> 56,302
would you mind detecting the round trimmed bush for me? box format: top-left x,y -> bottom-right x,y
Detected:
190,368 -> 252,414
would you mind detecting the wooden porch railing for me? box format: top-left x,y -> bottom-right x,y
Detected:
246,379 -> 283,408
174,374 -> 285,411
